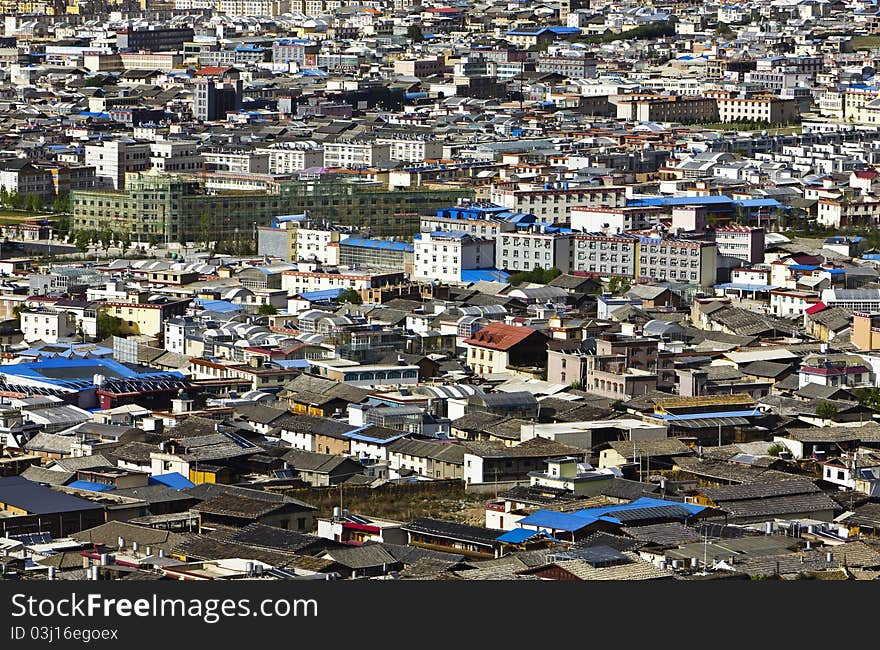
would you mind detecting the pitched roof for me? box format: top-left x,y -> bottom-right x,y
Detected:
463,322 -> 543,351
71,520 -> 185,549
0,476 -> 103,514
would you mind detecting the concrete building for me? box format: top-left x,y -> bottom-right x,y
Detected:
711,225 -> 765,264
490,184 -> 627,224
495,227 -> 573,273
84,140 -> 151,190
413,231 -> 495,284
323,141 -> 392,169
716,96 -> 799,124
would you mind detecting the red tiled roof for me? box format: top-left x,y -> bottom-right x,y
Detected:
854,170 -> 879,179
463,322 -> 540,351
805,302 -> 827,315
195,66 -> 233,77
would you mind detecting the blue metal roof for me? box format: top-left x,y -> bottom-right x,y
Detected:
149,472 -> 194,490
461,269 -> 511,283
0,358 -> 184,390
788,264 -> 818,271
572,497 -> 706,519
67,480 -> 115,492
272,359 -> 311,369
496,528 -> 559,543
715,283 -> 779,292
340,237 -> 413,252
734,198 -> 783,209
194,299 -> 242,313
516,509 -> 598,531
628,195 -> 733,208
297,288 -> 345,301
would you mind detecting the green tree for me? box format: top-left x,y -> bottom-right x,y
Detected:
508,266 -> 562,286
0,188 -> 9,208
854,387 -> 880,409
334,288 -> 363,305
406,24 -> 424,42
608,276 -> 632,295
767,443 -> 786,457
12,303 -> 24,327
7,191 -> 21,210
23,193 -> 41,213
815,402 -> 838,421
96,311 -> 123,340
52,195 -> 70,214
73,229 -> 93,252
258,303 -> 278,315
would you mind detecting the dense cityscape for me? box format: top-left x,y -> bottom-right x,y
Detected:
0,0 -> 880,583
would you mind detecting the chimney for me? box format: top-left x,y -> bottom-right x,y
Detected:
117,536 -> 124,549
47,566 -> 56,580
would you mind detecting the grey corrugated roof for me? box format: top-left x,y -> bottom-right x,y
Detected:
0,476 -> 103,514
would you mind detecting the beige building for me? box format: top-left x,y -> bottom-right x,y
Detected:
716,97 -> 799,124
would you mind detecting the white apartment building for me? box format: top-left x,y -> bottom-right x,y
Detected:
570,233 -> 638,278
20,309 -> 75,344
259,146 -> 324,174
716,97 -> 799,124
215,0 -> 291,16
490,185 -> 627,224
296,226 -> 342,264
570,205 -> 665,233
323,141 -> 392,169
817,196 -> 880,228
375,137 -> 444,163
496,229 -> 573,273
413,231 -> 495,284
202,150 -> 270,175
712,225 -> 765,264
84,139 -> 151,189
149,140 -> 203,174
280,269 -> 403,294
637,236 -> 718,286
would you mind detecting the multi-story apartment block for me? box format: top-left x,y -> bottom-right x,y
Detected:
716,96 -> 799,124
818,196 -> 880,228
635,235 -> 717,286
259,145 -> 324,174
202,150 -> 271,175
393,56 -> 446,77
280,269 -> 405,295
194,78 -> 243,121
116,26 -> 194,52
413,231 -> 494,284
84,140 -> 151,190
570,233 -> 638,279
215,0 -> 291,16
615,95 -> 720,123
549,334 -> 675,399
375,137 -> 444,163
495,228 -> 573,274
149,141 -> 203,174
338,238 -> 414,275
711,225 -> 765,264
570,205 -> 666,233
536,55 -> 597,78
421,204 -> 528,238
323,141 -> 392,169
490,184 -> 627,224
73,174 -> 472,240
